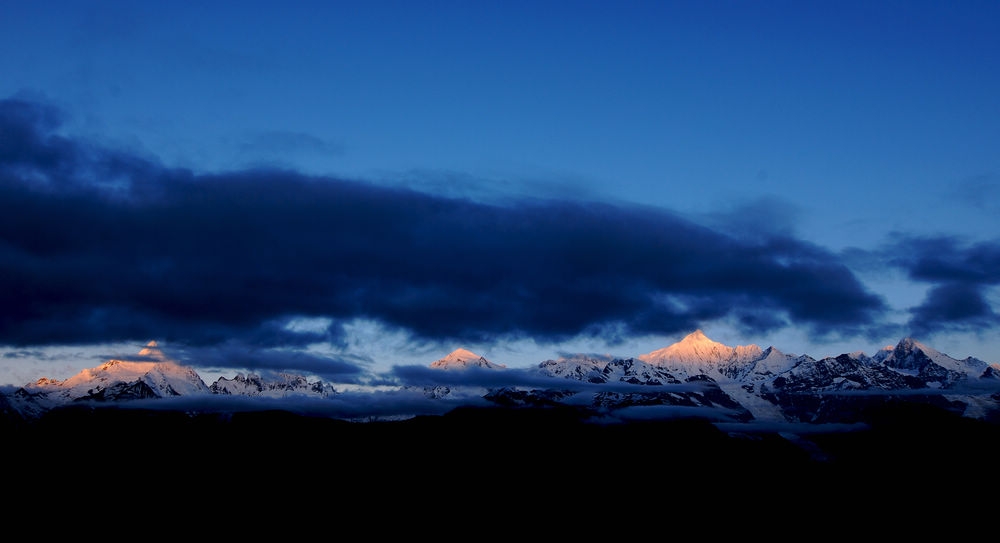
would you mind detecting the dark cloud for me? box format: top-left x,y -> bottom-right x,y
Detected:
888,235 -> 1000,285
0,96 -> 888,360
2,349 -> 45,359
908,283 -> 1000,336
879,234 -> 1000,335
169,343 -> 366,383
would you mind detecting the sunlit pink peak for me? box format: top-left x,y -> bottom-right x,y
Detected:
680,329 -> 714,346
443,348 -> 482,362
41,339 -> 208,396
430,348 -> 506,369
638,329 -> 762,366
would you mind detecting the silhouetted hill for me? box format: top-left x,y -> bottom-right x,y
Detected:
7,400 -> 1000,536
10,400 -> 1000,481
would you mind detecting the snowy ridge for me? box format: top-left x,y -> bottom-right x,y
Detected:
8,341 -> 334,415
722,345 -> 804,382
638,329 -> 764,380
209,372 -> 337,398
429,348 -> 505,369
538,355 -> 681,386
25,341 -> 210,401
873,337 -> 992,381
3,332 -> 1000,426
537,354 -> 612,383
528,330 -> 1000,423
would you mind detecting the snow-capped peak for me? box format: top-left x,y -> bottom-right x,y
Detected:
639,329 -> 763,367
878,336 -> 990,378
430,348 -> 506,369
28,340 -> 210,399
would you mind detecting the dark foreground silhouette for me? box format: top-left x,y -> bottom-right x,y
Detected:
6,399 -> 1000,531
9,400 -> 999,475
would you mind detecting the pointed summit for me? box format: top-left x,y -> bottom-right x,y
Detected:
430,348 -> 506,369
29,339 -> 209,400
879,336 -> 986,376
639,329 -> 763,368
680,329 -> 714,346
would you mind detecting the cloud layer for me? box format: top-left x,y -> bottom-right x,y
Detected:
1,97 -> 893,366
0,95 -> 900,364
881,234 -> 1000,336
0,92 -> 1000,382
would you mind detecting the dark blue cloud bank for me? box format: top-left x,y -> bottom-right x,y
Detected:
881,235 -> 1000,336
2,95 -> 993,379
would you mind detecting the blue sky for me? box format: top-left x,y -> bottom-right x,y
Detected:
1,0 -> 998,385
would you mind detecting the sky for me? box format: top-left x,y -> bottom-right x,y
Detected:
1,0 -> 999,387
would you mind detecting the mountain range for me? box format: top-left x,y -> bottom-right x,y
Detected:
4,331 -> 1000,428
7,331 -> 1000,513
